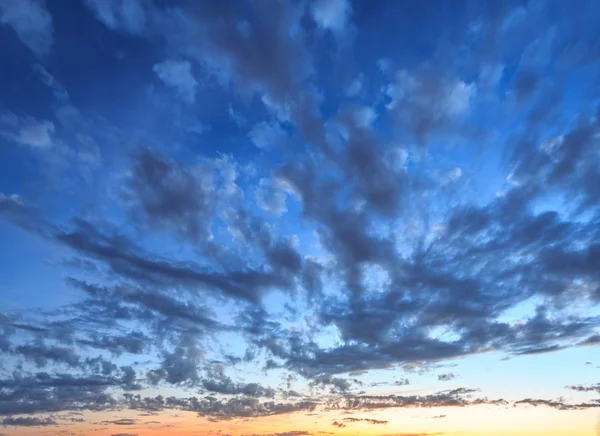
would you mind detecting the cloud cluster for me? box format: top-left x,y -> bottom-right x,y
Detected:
0,0 -> 599,432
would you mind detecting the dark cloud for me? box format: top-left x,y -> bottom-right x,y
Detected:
309,376 -> 354,394
370,379 -> 410,387
1,416 -> 57,426
437,373 -> 457,382
13,343 -> 80,368
77,330 -> 151,355
122,393 -> 317,420
244,432 -> 311,436
566,384 -> 600,394
343,417 -> 388,425
57,218 -> 284,304
514,398 -> 600,410
202,366 -> 276,398
102,419 -> 137,425
326,388 -> 507,411
123,148 -> 234,242
0,371 -> 121,415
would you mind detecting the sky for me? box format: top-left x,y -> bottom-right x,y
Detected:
0,0 -> 599,435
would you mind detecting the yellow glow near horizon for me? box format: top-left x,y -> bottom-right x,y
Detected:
2,407 -> 598,436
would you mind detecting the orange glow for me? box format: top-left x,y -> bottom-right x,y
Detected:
2,407 -> 598,436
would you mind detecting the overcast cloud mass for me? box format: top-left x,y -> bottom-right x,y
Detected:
0,1 -> 599,435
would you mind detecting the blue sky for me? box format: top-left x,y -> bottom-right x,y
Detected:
0,1 -> 599,435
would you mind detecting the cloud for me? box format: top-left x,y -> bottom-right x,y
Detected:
0,372 -> 123,415
246,432 -> 311,436
200,365 -> 275,398
514,398 -> 600,410
311,0 -> 352,32
343,417 -> 388,425
353,105 -> 377,128
249,120 -> 286,150
437,373 -> 457,381
0,0 -> 53,56
309,375 -> 354,394
153,59 -> 198,104
122,393 -> 317,420
102,419 -> 137,425
255,178 -> 288,216
33,64 -> 69,101
2,117 -> 55,149
13,342 -> 80,367
1,416 -> 56,426
326,388 -> 507,411
84,0 -> 146,34
2,2 -> 600,432
122,147 -> 237,242
385,69 -> 476,143
566,384 -> 600,394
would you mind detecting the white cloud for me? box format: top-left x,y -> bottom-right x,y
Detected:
1,113 -> 55,149
84,0 -> 146,34
386,70 -> 476,120
353,105 -> 376,128
540,135 -> 564,154
255,178 -> 288,216
228,106 -> 246,128
16,119 -> 55,148
377,58 -> 391,73
33,64 -> 69,101
0,0 -> 53,57
386,146 -> 409,172
444,81 -> 476,117
248,120 -> 286,150
385,70 -> 419,110
153,60 -> 198,104
75,133 -> 101,166
479,64 -> 504,92
311,0 -> 351,32
0,192 -> 21,204
440,167 -> 463,184
186,121 -> 208,136
346,75 -> 363,97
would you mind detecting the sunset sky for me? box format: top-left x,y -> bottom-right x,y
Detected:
1,0 -> 599,435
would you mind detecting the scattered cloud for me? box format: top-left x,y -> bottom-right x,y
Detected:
343,417 -> 388,425
153,59 -> 198,104
2,416 -> 57,427
566,384 -> 600,394
437,373 -> 457,382
1,1 -> 599,434
311,0 -> 352,32
0,0 -> 53,56
84,0 -> 146,34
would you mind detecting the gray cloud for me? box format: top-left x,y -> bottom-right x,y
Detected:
202,366 -> 276,398
514,398 -> 600,410
2,416 -> 56,426
343,417 -> 388,425
566,384 -> 600,394
102,419 -> 137,425
437,373 -> 457,382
